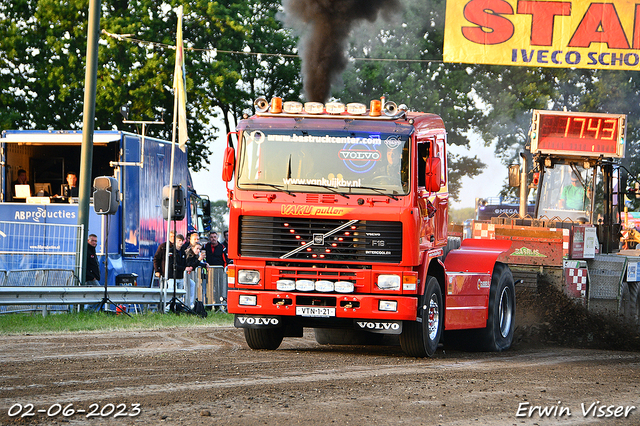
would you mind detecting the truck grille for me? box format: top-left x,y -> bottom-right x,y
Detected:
239,216 -> 402,262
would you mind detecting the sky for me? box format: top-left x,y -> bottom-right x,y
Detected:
189,128 -> 506,210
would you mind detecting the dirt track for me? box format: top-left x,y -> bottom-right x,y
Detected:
1,323 -> 640,426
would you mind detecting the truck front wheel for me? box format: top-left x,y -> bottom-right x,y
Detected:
400,276 -> 443,357
244,327 -> 284,350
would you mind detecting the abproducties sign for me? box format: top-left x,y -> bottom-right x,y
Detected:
444,0 -> 640,70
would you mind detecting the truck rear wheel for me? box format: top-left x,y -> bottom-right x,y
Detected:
477,262 -> 515,351
400,276 -> 442,357
244,327 -> 284,350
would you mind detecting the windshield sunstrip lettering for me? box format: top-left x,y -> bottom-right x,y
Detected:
283,177 -> 361,188
267,134 -> 382,144
281,205 -> 353,216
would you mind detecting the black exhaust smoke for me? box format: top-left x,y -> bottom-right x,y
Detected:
282,0 -> 401,103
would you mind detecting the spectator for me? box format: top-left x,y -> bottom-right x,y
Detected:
11,169 -> 31,201
221,229 -> 232,264
180,232 -> 200,256
153,230 -> 185,282
184,242 -> 207,308
222,230 -> 229,251
175,234 -> 185,251
62,171 -> 79,198
204,231 -> 229,266
85,234 -> 100,285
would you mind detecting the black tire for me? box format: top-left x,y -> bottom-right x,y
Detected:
477,262 -> 515,351
244,327 -> 284,350
399,276 -> 443,357
314,328 -> 384,345
621,281 -> 640,328
441,236 -> 461,262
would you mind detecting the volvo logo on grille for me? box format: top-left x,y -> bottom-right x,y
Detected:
313,234 -> 324,245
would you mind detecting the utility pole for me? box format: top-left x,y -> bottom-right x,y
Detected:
77,0 -> 101,284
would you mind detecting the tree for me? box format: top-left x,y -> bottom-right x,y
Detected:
332,0 -> 486,200
331,0 -> 640,203
0,0 -> 301,171
209,199 -> 229,233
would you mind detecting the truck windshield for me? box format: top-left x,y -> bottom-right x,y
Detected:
537,163 -> 594,221
237,129 -> 410,196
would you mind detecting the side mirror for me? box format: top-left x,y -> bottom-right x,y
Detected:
424,157 -> 442,192
508,164 -> 520,187
201,198 -> 211,217
222,146 -> 235,182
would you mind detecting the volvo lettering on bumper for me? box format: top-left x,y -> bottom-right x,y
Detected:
234,315 -> 281,328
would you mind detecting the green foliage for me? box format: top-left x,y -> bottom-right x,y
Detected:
331,0 -> 640,201
0,0 -> 301,172
449,207 -> 475,224
4,0 -> 640,195
209,199 -> 229,234
0,310 -> 234,335
333,0 -> 486,200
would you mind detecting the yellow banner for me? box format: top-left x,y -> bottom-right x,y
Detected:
444,0 -> 640,70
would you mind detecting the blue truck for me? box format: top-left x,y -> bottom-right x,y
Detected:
0,130 -> 209,288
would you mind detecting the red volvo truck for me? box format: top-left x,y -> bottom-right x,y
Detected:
222,97 -> 515,357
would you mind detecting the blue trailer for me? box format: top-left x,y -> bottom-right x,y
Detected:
0,130 -> 208,288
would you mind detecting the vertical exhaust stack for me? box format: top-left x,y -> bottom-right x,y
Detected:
281,0 -> 401,102
519,152 -> 528,218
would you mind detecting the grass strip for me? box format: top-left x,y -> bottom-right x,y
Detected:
0,309 -> 234,335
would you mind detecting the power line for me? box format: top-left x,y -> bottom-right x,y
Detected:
101,29 -> 444,64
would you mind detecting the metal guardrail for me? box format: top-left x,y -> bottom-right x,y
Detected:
0,286 -> 185,306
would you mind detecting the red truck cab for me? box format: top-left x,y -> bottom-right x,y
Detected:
223,98 -> 514,357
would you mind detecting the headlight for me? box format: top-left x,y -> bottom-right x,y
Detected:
334,281 -> 355,293
276,279 -> 295,291
377,274 -> 401,290
238,270 -> 260,285
239,295 -> 257,306
379,300 -> 398,312
296,279 -> 315,292
315,280 -> 334,292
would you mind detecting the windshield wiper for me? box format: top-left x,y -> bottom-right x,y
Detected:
293,183 -> 350,199
248,182 -> 296,196
356,185 -> 399,201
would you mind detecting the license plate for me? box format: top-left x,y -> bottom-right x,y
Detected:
296,307 -> 336,317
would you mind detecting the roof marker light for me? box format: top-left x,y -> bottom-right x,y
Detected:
346,103 -> 367,115
283,101 -> 303,114
304,102 -> 324,114
369,100 -> 381,116
270,97 -> 282,113
325,102 -> 345,114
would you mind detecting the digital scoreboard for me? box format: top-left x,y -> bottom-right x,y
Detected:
530,110 -> 626,158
